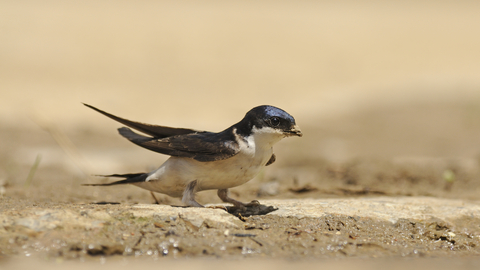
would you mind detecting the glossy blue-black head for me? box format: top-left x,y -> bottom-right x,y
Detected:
236,105 -> 302,137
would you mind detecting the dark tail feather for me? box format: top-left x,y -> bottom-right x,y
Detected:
82,173 -> 148,186
100,173 -> 145,178
82,180 -> 133,186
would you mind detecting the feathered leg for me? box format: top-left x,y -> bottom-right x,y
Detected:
182,180 -> 203,207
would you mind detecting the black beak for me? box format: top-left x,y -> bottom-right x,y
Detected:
285,125 -> 303,137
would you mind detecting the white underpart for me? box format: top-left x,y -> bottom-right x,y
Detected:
132,126 -> 286,197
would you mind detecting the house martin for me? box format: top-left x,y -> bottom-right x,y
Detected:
83,103 -> 302,208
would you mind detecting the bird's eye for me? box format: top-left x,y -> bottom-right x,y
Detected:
270,117 -> 281,127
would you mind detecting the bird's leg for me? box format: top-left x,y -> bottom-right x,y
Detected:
217,189 -> 260,209
150,191 -> 160,204
182,180 -> 204,207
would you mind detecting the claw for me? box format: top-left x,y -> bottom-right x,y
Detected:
217,189 -> 261,210
246,200 -> 260,206
206,205 -> 228,211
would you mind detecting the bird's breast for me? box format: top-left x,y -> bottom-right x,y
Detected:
191,144 -> 273,190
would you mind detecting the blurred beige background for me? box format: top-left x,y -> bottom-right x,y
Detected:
1,0 -> 480,166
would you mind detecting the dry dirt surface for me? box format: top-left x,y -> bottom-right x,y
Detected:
3,197 -> 480,261
2,0 -> 480,269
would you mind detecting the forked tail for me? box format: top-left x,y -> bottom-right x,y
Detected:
82,173 -> 148,186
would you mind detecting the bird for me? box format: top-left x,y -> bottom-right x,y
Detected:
83,103 -> 302,208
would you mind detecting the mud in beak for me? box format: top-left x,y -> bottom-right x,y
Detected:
285,125 -> 303,137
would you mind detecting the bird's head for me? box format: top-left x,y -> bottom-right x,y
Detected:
236,105 -> 302,140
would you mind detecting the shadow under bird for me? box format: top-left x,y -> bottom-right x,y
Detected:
83,104 -> 302,208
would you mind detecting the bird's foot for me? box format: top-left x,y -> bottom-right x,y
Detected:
182,180 -> 205,207
206,205 -> 228,211
226,200 -> 278,217
229,200 -> 260,211
244,200 -> 260,206
150,192 -> 160,204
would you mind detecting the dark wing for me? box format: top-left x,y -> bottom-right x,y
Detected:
119,127 -> 239,162
83,103 -> 205,138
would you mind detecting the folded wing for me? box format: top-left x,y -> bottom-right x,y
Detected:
118,127 -> 239,162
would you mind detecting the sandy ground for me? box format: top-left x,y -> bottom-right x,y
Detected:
2,0 -> 480,268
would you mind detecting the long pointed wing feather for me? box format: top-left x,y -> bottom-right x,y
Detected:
83,103 -> 204,138
118,127 -> 239,162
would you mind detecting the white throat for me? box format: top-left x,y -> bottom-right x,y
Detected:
250,126 -> 285,148
233,126 -> 284,156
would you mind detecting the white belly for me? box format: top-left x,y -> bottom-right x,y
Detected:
133,148 -> 273,197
